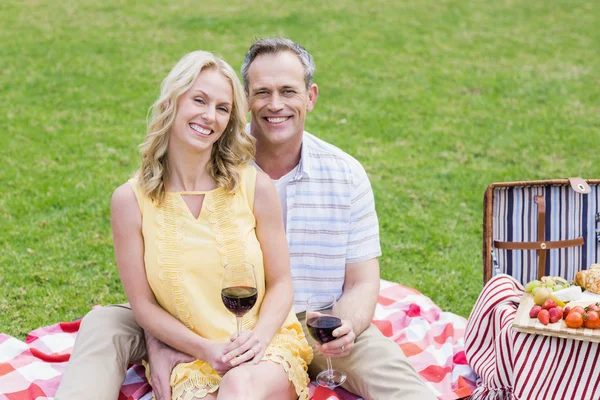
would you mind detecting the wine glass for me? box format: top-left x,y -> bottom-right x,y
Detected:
221,262 -> 258,336
306,294 -> 347,389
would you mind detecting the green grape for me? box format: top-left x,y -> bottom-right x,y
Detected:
553,284 -> 563,292
532,286 -> 541,295
525,280 -> 542,293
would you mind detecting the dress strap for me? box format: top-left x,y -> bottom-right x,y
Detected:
240,165 -> 257,212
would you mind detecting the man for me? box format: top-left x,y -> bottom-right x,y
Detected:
56,38 -> 436,400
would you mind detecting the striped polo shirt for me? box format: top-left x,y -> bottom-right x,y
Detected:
256,131 -> 382,313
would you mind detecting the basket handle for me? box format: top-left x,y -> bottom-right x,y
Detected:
493,195 -> 584,280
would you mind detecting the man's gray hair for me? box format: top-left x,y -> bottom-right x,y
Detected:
241,37 -> 316,93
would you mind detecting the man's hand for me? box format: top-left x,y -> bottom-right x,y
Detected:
145,332 -> 195,400
334,258 -> 380,343
318,319 -> 356,358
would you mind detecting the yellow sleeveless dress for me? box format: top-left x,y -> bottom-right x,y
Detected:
130,165 -> 313,400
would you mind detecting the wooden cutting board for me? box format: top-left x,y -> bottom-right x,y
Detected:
512,294 -> 600,343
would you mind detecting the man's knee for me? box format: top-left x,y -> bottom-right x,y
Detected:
76,306 -> 144,361
352,325 -> 411,368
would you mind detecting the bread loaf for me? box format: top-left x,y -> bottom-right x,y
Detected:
575,264 -> 600,294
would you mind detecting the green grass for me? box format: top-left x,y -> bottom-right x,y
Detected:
1,0 -> 599,339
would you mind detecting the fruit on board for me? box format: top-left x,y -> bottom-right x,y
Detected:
534,288 -> 551,306
541,276 -> 569,286
533,302 -> 600,329
565,312 -> 584,329
542,299 -> 557,310
526,276 -> 573,292
525,280 -> 542,293
538,309 -> 550,325
585,303 -> 600,313
548,294 -> 566,308
526,276 -> 576,306
583,311 -> 600,329
548,307 -> 563,323
571,306 -> 586,316
529,305 -> 543,318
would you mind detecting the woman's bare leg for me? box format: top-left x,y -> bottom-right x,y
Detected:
217,362 -> 297,400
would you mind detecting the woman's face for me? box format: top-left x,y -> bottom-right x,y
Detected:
170,67 -> 234,155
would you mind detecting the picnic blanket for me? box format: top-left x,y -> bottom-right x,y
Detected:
0,280 -> 476,400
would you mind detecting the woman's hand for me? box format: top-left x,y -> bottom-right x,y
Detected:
221,330 -> 267,367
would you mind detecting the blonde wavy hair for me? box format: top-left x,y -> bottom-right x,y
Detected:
137,50 -> 254,205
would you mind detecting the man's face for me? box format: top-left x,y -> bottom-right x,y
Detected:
247,51 -> 318,148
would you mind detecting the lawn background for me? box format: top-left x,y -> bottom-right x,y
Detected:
1,0 -> 598,339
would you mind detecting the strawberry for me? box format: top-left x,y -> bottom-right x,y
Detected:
542,299 -> 557,310
563,306 -> 571,320
529,305 -> 543,318
538,309 -> 550,325
549,307 -> 563,323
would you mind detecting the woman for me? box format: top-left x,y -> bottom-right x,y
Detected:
111,50 -> 312,399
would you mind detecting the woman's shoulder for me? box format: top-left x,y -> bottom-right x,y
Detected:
253,169 -> 278,208
253,169 -> 273,193
111,181 -> 138,207
110,181 -> 144,231
111,179 -> 145,216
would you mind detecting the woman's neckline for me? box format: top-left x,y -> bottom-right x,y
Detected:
167,188 -> 219,195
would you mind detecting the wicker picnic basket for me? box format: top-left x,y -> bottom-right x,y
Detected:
483,178 -> 600,286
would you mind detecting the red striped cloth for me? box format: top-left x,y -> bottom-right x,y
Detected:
0,280 -> 475,399
465,274 -> 600,400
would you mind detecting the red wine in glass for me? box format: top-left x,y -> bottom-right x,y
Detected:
307,315 -> 342,344
221,262 -> 258,336
306,294 -> 347,389
221,286 -> 258,317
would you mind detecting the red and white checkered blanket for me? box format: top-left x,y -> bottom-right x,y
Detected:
0,280 -> 476,400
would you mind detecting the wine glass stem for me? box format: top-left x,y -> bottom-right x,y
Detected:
326,356 -> 333,378
236,316 -> 243,337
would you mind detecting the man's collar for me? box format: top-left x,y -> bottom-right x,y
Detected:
247,123 -> 312,180
296,133 -> 311,180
